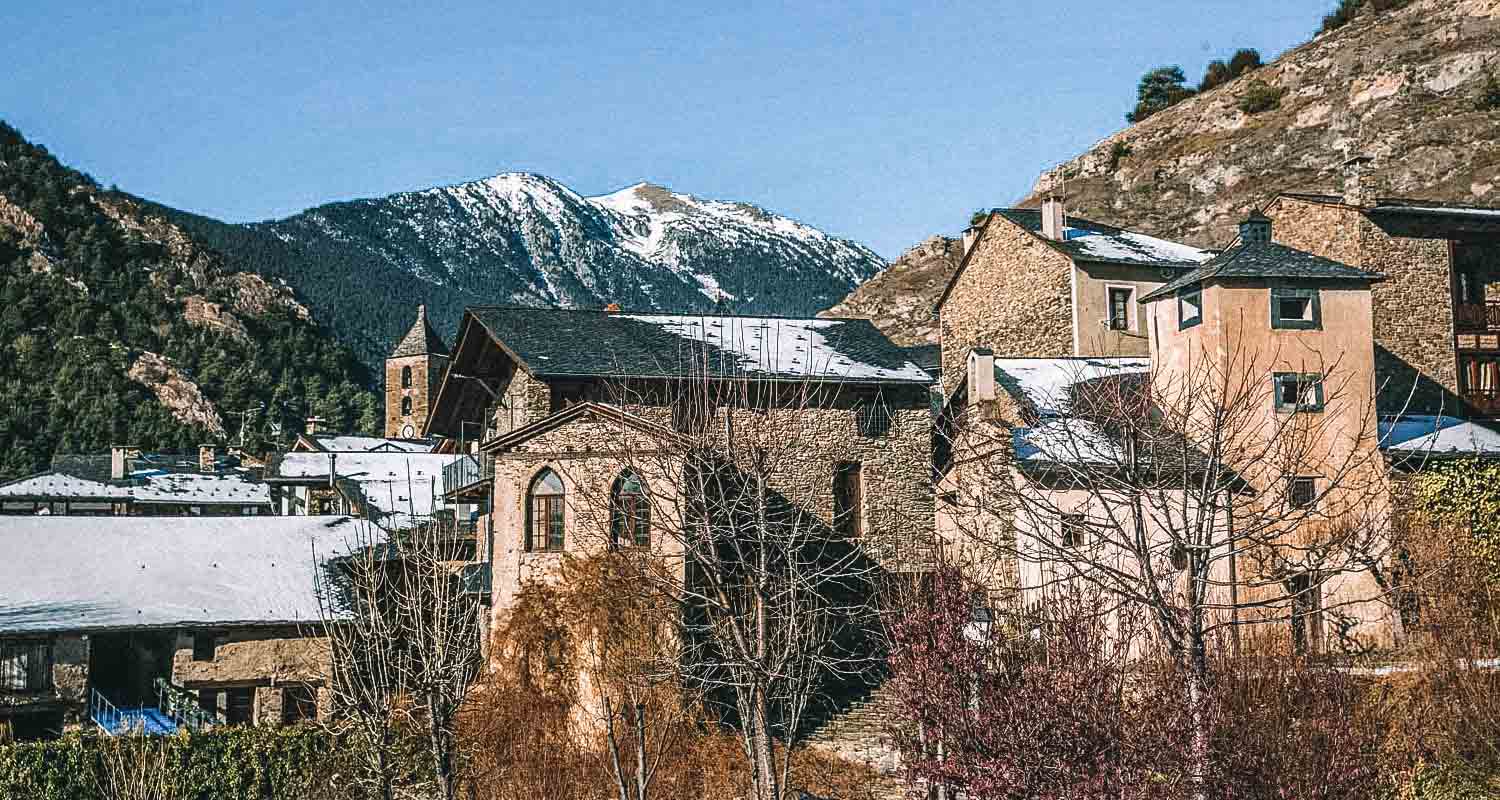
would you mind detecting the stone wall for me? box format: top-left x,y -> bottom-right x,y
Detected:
171,627 -> 331,724
938,216 -> 1075,395
386,352 -> 449,438
486,391 -> 936,617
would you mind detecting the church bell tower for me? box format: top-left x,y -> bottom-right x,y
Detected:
385,304 -> 449,439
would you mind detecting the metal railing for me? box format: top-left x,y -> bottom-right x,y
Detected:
155,677 -> 213,732
1455,301 -> 1500,332
91,688 -> 125,735
442,456 -> 483,493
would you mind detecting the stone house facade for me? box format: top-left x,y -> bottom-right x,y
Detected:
0,516 -> 350,740
425,308 -> 938,627
932,189 -> 1500,656
935,199 -> 1212,394
1264,187 -> 1500,417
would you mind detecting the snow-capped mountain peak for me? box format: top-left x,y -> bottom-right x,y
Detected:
241,172 -> 884,366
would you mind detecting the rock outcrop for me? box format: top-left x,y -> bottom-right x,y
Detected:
821,236 -> 964,345
126,352 -> 226,437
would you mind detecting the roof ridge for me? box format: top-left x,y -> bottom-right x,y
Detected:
466,305 -> 874,324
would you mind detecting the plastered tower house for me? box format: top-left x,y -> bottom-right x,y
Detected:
385,305 -> 450,438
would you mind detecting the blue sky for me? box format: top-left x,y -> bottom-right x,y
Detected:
2,1 -> 1323,258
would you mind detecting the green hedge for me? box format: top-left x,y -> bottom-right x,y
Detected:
0,726 -> 359,800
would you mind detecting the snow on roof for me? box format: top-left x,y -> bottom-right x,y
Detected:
993,357 -> 1152,417
128,471 -> 270,505
1013,418 -> 1122,464
1380,416 -> 1500,456
277,452 -> 456,530
1063,228 -> 1214,266
0,470 -> 270,506
0,516 -> 363,634
311,435 -> 435,453
0,472 -> 128,500
620,315 -> 932,383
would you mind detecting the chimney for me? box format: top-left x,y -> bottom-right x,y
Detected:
305,416 -> 325,436
962,225 -> 980,255
1238,211 -> 1272,244
1041,197 -> 1066,241
198,444 -> 216,473
328,453 -> 338,489
967,348 -> 996,403
110,446 -> 132,481
1341,154 -> 1376,207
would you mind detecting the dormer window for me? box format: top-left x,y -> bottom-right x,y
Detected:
1178,285 -> 1203,330
1271,288 -> 1321,330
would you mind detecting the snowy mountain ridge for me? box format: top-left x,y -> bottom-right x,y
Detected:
165,172 -> 887,369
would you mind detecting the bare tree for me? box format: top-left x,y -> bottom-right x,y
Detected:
555,367 -> 891,800
938,334 -> 1405,796
315,515 -> 484,800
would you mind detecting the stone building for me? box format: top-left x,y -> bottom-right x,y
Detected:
1264,177 -> 1500,418
0,516 -> 352,740
0,447 -> 271,517
935,198 -> 1212,394
386,304 -> 450,440
933,189 -> 1500,657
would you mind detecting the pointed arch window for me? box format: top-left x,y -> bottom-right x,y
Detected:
401,365 -> 413,389
401,396 -> 413,416
527,468 -> 565,552
611,471 -> 650,548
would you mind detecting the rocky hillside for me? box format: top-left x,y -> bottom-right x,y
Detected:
820,236 -> 964,346
828,0 -> 1499,346
163,176 -> 884,369
0,122 -> 378,478
1024,0 -> 1500,248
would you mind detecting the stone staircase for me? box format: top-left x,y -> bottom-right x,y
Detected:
802,682 -> 909,800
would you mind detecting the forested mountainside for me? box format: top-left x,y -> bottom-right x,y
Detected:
0,122 -> 377,478
830,0 -> 1500,346
161,177 -> 885,370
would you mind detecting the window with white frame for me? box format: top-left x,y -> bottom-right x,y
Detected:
1107,286 -> 1134,331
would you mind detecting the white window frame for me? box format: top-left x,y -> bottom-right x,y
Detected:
1104,284 -> 1137,332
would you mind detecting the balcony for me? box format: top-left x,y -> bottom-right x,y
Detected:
1454,301 -> 1500,332
1463,389 -> 1500,416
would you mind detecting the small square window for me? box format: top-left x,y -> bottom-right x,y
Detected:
1289,477 -> 1317,510
1274,373 -> 1325,413
1060,514 -> 1087,548
1108,287 -> 1133,331
1178,286 -> 1203,330
1271,288 -> 1321,330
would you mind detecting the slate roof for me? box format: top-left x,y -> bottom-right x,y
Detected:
1380,415 -> 1500,459
991,209 -> 1213,268
274,452 -> 455,530
1140,241 -> 1383,302
391,304 -> 450,358
0,516 -> 361,634
305,435 -> 435,453
0,470 -> 270,506
466,307 -> 932,384
993,357 -> 1152,418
